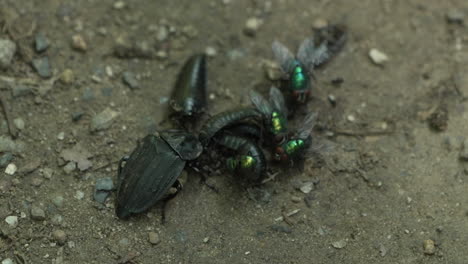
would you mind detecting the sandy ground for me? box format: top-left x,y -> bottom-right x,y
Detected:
1,0 -> 468,263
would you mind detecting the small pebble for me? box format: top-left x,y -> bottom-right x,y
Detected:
5,215 -> 18,228
119,238 -> 130,247
30,177 -> 43,187
52,229 -> 67,245
156,26 -> 169,42
5,163 -> 17,175
263,60 -> 282,81
328,94 -> 337,106
332,239 -> 347,249
90,107 -> 119,132
122,71 -> 139,89
312,18 -> 328,29
0,153 -> 13,167
205,46 -> 217,57
291,196 -> 302,203
148,232 -> 160,245
71,34 -> 87,51
0,38 -> 16,69
423,239 -> 435,255
57,132 -> 65,141
32,57 -> 52,78
74,190 -> 85,200
1,258 -> 14,264
203,237 -> 210,243
13,118 -> 25,130
52,196 -> 65,208
156,50 -> 168,59
59,69 -> 74,84
113,1 -> 125,9
244,17 -> 262,36
369,49 -> 389,65
300,182 -> 314,194
63,161 -> 76,174
35,32 -> 50,52
30,205 -> 46,221
460,139 -> 468,161
446,9 -> 465,24
347,115 -> 356,122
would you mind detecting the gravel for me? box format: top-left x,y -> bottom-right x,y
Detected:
30,205 -> 46,221
90,107 -> 119,132
32,57 -> 52,78
122,71 -> 139,89
35,32 -> 50,52
52,229 -> 67,245
0,38 -> 16,69
148,232 -> 160,245
5,215 -> 18,228
369,49 -> 389,65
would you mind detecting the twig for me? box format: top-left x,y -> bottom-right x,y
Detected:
333,128 -> 394,137
0,96 -> 17,138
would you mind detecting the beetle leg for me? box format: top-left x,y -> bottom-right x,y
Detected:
117,155 -> 130,183
160,180 -> 183,224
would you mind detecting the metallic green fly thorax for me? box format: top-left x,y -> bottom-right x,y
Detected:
270,111 -> 287,135
285,139 -> 305,155
290,63 -> 309,91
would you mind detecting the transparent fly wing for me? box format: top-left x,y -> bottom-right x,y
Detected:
297,37 -> 330,70
272,40 -> 296,73
249,89 -> 272,117
297,112 -> 317,140
304,137 -> 336,158
269,86 -> 288,117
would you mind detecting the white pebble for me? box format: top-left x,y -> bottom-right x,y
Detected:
57,131 -> 65,141
369,49 -> 389,65
74,190 -> 85,200
347,115 -> 356,122
13,118 -> 25,130
205,46 -> 217,57
5,215 -> 18,228
5,163 -> 17,175
1,258 -> 14,264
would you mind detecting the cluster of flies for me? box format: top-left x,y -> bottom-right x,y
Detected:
115,25 -> 347,220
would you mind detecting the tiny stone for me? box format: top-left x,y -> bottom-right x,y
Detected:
332,239 -> 347,249
423,239 -> 435,255
95,177 -> 114,191
156,50 -> 168,59
52,230 -> 67,245
5,215 -> 18,228
5,163 -> 17,175
35,32 -> 50,52
12,85 -> 33,97
291,196 -> 302,203
119,238 -> 130,247
156,26 -> 169,42
74,190 -> 84,200
30,177 -> 43,187
32,57 -> 52,78
209,93 -> 216,100
328,94 -> 337,106
369,49 -> 389,65
60,69 -> 74,84
300,182 -> 314,194
113,1 -> 125,9
203,237 -> 209,243
71,34 -> 87,51
42,168 -> 54,179
1,258 -> 14,264
347,115 -> 356,122
312,18 -> 328,29
52,196 -> 65,208
459,139 -> 468,161
63,161 -> 76,174
148,232 -> 160,245
90,107 -> 119,132
263,60 -> 282,81
57,132 -> 65,141
446,9 -> 465,24
13,118 -> 25,130
182,25 -> 198,38
0,152 -> 13,168
30,206 -> 46,221
244,17 -> 262,36
205,46 -> 217,57
122,71 -> 139,89
0,38 -> 16,69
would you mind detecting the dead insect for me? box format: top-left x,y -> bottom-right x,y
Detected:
169,54 -> 207,125
115,130 -> 203,219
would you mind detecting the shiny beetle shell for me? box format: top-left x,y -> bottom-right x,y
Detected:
170,54 -> 207,118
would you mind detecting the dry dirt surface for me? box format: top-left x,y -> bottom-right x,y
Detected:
1,0 -> 468,263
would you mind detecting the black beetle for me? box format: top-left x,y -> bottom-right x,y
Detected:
115,130 -> 203,219
169,54 -> 207,124
198,107 -> 262,146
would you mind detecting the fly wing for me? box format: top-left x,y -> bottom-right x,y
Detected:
297,112 -> 317,140
272,40 -> 296,74
249,90 -> 272,117
115,135 -> 185,219
269,86 -> 288,118
297,37 -> 330,70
